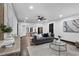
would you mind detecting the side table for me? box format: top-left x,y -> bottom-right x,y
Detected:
49,41 -> 67,56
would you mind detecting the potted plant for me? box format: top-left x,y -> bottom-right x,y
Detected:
58,35 -> 61,39
0,24 -> 13,38
0,24 -> 12,33
0,24 -> 14,47
57,35 -> 62,43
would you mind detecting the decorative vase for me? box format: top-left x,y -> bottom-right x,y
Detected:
57,38 -> 61,43
57,35 -> 61,43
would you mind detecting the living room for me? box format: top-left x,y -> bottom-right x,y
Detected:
0,3 -> 79,56
17,3 -> 79,45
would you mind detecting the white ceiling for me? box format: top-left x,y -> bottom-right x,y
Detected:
13,3 -> 79,23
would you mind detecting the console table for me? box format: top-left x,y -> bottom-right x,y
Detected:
0,37 -> 20,56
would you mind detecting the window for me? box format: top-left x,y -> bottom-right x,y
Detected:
38,27 -> 43,34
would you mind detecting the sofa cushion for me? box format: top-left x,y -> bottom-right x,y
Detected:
51,33 -> 54,37
42,33 -> 49,37
36,34 -> 42,39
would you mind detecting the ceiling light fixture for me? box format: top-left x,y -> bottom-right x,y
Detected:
25,17 -> 28,19
29,5 -> 34,10
37,16 -> 46,21
59,14 -> 63,18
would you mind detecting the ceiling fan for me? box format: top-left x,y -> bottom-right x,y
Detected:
37,16 -> 46,21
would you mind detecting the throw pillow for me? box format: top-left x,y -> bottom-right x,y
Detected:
42,33 -> 49,37
37,34 -> 42,39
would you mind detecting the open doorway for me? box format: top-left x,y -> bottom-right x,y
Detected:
49,23 -> 54,33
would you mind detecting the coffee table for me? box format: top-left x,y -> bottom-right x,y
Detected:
49,41 -> 67,56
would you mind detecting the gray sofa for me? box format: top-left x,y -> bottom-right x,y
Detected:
32,33 -> 54,45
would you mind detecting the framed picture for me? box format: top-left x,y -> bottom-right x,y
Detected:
63,19 -> 79,33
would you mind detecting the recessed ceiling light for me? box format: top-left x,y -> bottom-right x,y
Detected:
29,5 -> 34,10
59,14 -> 63,18
25,17 -> 28,19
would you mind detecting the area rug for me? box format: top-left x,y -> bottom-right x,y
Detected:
27,43 -> 79,56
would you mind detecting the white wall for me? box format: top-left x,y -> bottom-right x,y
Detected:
54,15 -> 79,42
4,3 -> 17,39
18,22 -> 49,37
18,22 -> 30,37
32,23 -> 49,33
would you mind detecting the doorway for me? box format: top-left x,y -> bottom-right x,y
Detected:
49,23 -> 54,33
